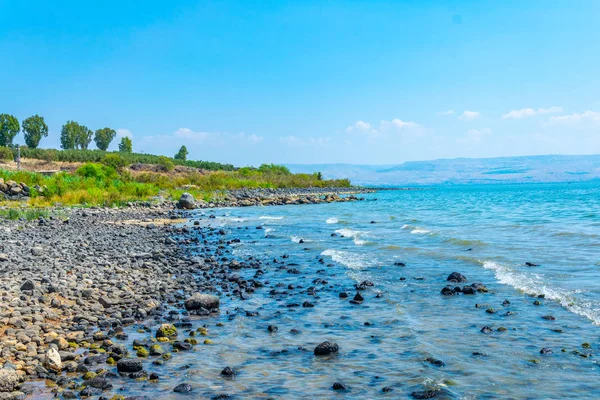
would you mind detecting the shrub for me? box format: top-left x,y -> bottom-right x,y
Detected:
76,163 -> 118,180
157,156 -> 174,172
101,154 -> 128,171
0,146 -> 13,162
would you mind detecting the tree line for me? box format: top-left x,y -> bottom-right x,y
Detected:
0,113 -> 188,160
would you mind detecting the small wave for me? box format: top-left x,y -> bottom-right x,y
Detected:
335,228 -> 370,246
290,236 -> 312,243
321,249 -> 373,270
411,228 -> 431,235
482,261 -> 600,325
326,217 -> 339,224
259,216 -> 284,220
443,237 -> 488,247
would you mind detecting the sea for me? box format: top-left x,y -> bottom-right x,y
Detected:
78,182 -> 600,399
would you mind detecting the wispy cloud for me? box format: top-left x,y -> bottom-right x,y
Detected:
458,110 -> 481,121
549,110 -> 600,124
116,128 -> 133,138
503,106 -> 562,119
466,127 -> 492,141
437,110 -> 455,116
280,136 -> 330,146
346,118 -> 422,137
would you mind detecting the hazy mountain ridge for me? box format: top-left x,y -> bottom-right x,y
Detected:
286,155 -> 600,186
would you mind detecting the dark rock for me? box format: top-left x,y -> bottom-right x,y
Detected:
540,348 -> 553,355
425,357 -> 445,367
178,193 -> 196,209
314,341 -> 339,356
440,286 -> 455,296
332,382 -> 347,391
173,383 -> 193,393
447,272 -> 467,283
411,390 -> 442,399
268,325 -> 278,333
117,359 -> 143,373
221,367 -> 235,378
480,326 -> 493,334
525,262 -> 540,267
184,293 -> 220,311
20,280 -> 35,291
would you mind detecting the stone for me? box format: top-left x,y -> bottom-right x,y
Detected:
540,348 -> 553,355
156,324 -> 178,339
178,193 -> 196,209
411,390 -> 442,399
446,272 -> 467,283
332,382 -> 347,391
20,280 -> 35,291
184,293 -> 220,311
221,367 -> 235,378
173,383 -> 193,393
43,347 -> 62,372
314,341 -> 339,356
0,368 -> 20,392
117,359 -> 143,373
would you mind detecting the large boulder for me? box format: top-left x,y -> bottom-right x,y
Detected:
178,193 -> 196,210
184,293 -> 220,311
0,368 -> 20,392
44,347 -> 62,372
117,359 -> 143,373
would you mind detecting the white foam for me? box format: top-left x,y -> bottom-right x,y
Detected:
326,217 -> 339,224
259,216 -> 283,220
401,224 -> 411,229
411,228 -> 431,235
335,228 -> 369,246
290,236 -> 312,243
321,249 -> 371,270
483,261 -> 600,325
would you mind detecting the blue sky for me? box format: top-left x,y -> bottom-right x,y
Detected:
1,0 -> 599,166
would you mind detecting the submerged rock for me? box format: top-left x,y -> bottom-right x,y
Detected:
117,359 -> 143,373
447,272 -> 467,283
173,383 -> 193,393
314,341 -> 339,356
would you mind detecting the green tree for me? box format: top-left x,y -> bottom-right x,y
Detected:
0,114 -> 20,147
94,127 -> 116,151
118,136 -> 133,153
174,145 -> 188,161
22,115 -> 49,149
76,126 -> 93,149
61,121 -> 81,150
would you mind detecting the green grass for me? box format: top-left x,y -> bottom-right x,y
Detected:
0,207 -> 50,221
1,163 -> 352,207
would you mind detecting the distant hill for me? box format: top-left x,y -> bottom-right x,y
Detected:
286,155 -> 600,186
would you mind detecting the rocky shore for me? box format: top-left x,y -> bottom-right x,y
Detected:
177,187 -> 374,209
0,204 -> 233,398
0,186 -> 378,399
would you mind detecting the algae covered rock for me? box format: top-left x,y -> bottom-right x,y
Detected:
156,323 -> 178,339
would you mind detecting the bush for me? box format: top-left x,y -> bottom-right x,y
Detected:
0,146 -> 13,162
76,163 -> 117,180
258,164 -> 291,175
157,156 -> 174,172
101,154 -> 128,171
42,149 -> 59,162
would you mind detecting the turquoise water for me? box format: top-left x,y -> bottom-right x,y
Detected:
207,182 -> 600,399
76,182 -> 600,399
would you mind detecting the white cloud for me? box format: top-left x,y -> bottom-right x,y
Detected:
437,110 -> 455,116
116,128 -> 133,138
458,110 -> 481,121
503,106 -> 562,119
280,136 -> 330,146
384,118 -> 420,130
173,128 -> 211,141
549,110 -> 600,124
346,120 -> 377,135
538,106 -> 563,114
235,132 -> 264,144
346,118 -> 422,137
